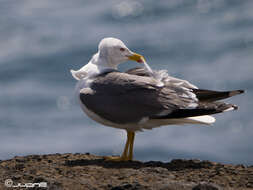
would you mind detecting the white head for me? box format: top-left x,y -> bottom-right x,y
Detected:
70,37 -> 146,80
97,37 -> 144,68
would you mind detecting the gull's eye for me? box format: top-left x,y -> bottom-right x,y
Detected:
120,48 -> 125,52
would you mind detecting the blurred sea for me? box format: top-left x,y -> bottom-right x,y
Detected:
0,0 -> 253,164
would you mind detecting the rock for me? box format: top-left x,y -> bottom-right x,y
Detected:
192,183 -> 221,190
0,153 -> 252,190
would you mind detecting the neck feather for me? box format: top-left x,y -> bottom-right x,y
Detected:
88,53 -> 118,76
97,51 -> 118,69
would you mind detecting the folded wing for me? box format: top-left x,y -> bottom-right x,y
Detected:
80,71 -> 198,124
79,68 -> 244,125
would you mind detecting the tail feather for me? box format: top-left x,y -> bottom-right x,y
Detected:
152,102 -> 238,119
229,90 -> 244,97
193,89 -> 244,102
151,89 -> 244,121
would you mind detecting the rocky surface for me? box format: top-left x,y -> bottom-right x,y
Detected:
0,153 -> 253,190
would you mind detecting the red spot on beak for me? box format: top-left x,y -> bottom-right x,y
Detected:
137,59 -> 143,63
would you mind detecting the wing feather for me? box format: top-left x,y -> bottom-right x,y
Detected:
80,69 -> 242,125
80,71 -> 197,124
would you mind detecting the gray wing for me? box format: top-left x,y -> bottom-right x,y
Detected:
126,67 -> 198,89
126,67 -> 244,101
79,71 -> 198,124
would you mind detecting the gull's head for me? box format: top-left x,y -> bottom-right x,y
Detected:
98,37 -> 145,68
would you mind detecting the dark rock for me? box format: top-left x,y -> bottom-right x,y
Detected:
15,164 -> 25,170
192,183 -> 220,190
15,158 -> 25,163
111,183 -> 146,190
33,177 -> 47,183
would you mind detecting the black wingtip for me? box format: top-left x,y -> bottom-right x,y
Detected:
233,104 -> 239,110
229,90 -> 245,97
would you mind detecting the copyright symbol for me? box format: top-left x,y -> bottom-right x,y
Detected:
5,179 -> 13,187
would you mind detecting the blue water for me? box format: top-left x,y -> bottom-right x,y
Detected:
1,0 -> 253,164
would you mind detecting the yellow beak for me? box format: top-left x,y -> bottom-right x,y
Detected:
127,52 -> 145,63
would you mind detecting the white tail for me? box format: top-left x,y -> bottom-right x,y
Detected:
186,115 -> 216,125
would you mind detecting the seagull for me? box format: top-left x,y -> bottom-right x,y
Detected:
70,37 -> 244,161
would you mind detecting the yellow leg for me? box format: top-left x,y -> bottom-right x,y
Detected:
121,132 -> 130,158
104,131 -> 135,161
128,132 -> 135,160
